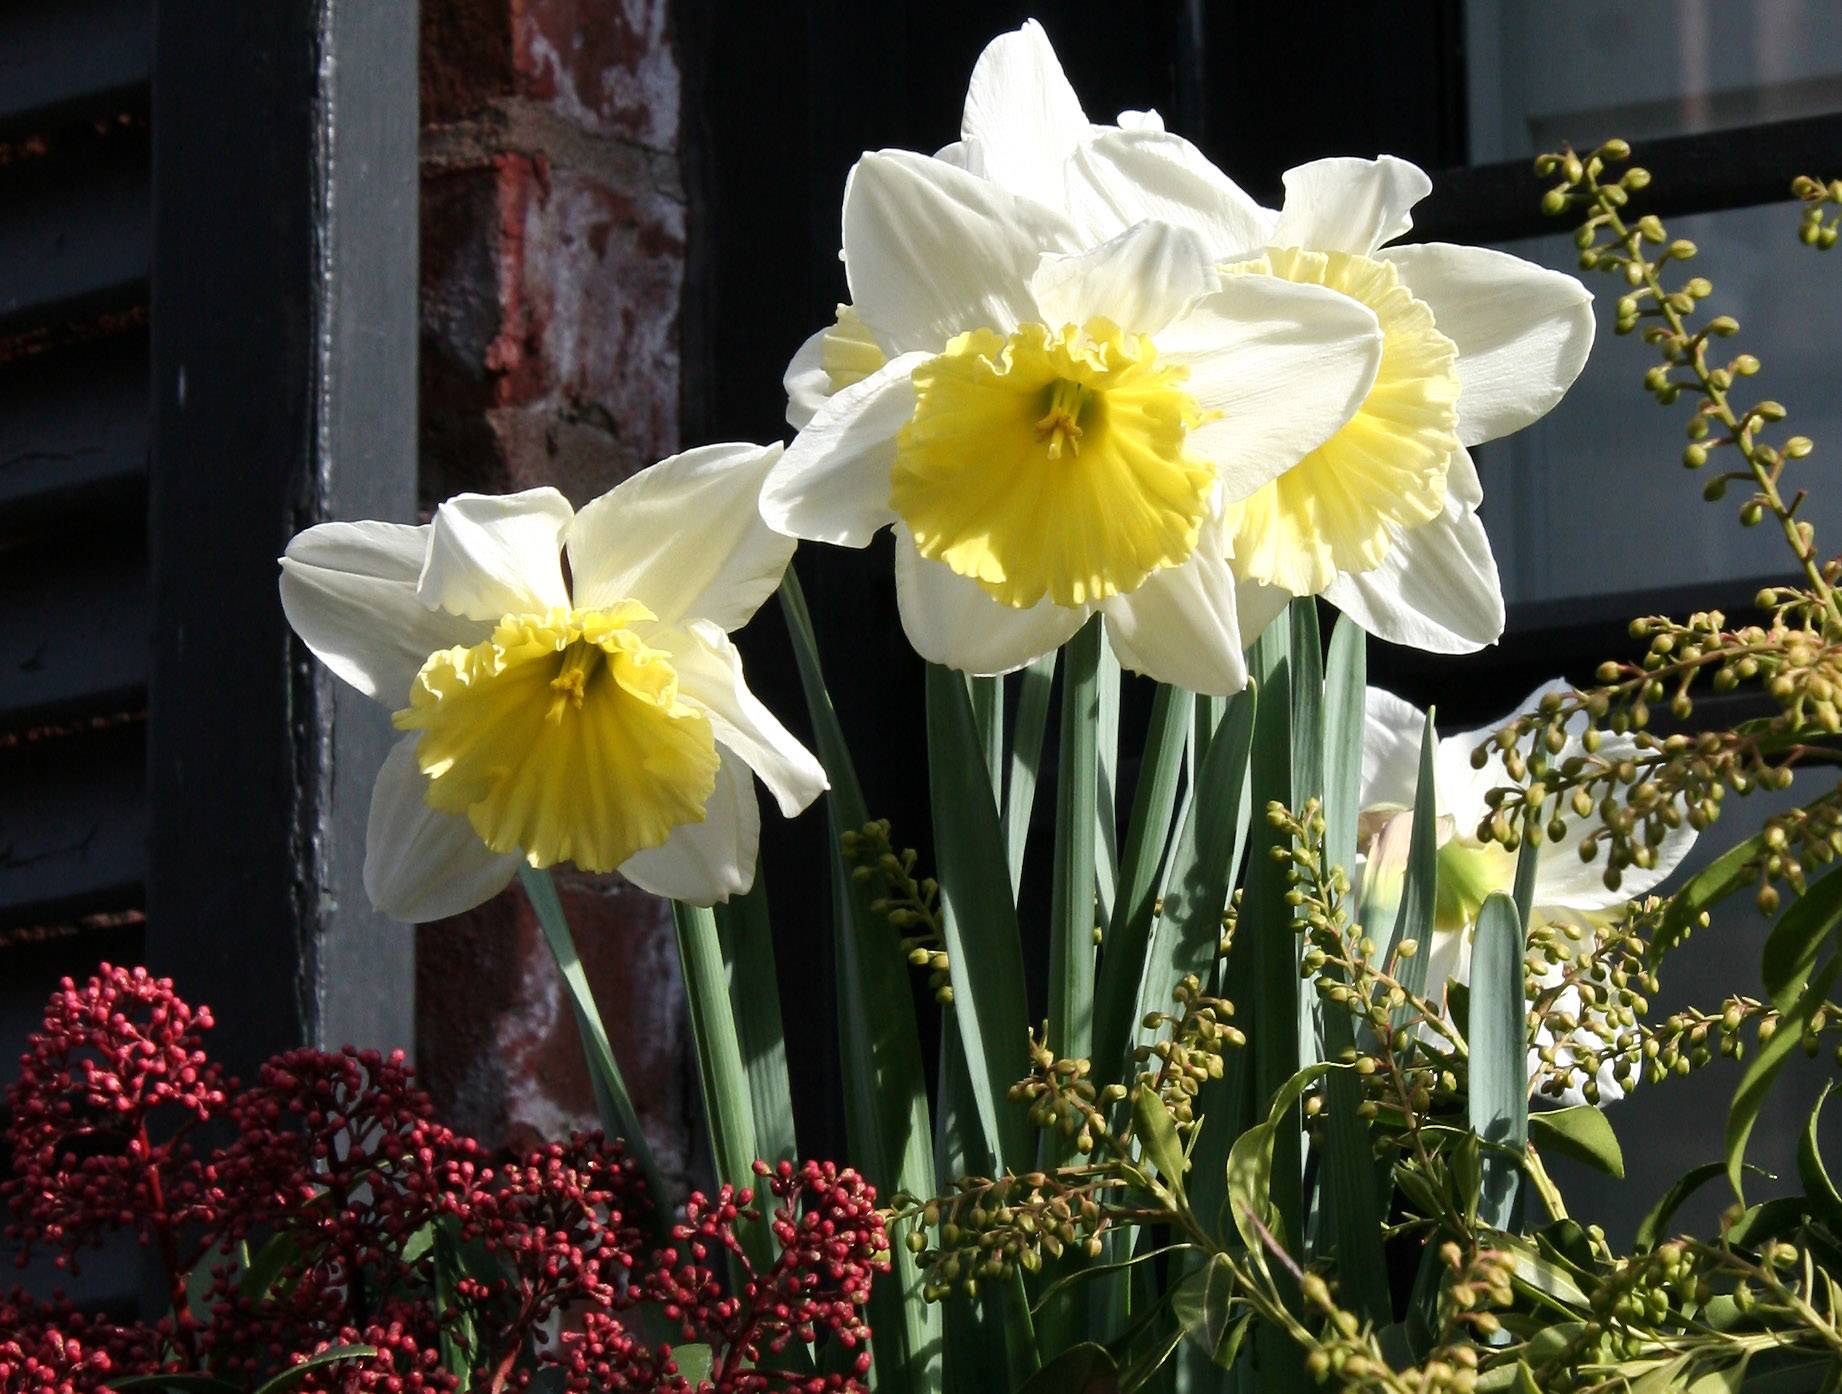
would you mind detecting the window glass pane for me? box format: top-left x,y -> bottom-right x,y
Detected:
1467,0 -> 1842,163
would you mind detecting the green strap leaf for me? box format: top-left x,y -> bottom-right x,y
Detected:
1005,651 -> 1058,893
1385,709 -> 1440,1012
970,674 -> 1004,797
1095,625 -> 1122,927
714,876 -> 798,1169
519,865 -> 669,1216
1050,617 -> 1103,1064
926,663 -> 1033,1172
1529,1105 -> 1624,1180
1091,684 -> 1193,1090
671,902 -> 761,1210
778,569 -> 940,1394
1469,893 -> 1528,1230
1727,951 -> 1842,1201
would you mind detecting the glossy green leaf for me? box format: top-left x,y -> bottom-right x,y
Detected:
778,569 -> 939,1394
1051,618 -> 1104,1064
520,865 -> 668,1213
250,1347 -> 381,1394
1799,1082 -> 1842,1229
714,876 -> 798,1169
1170,1254 -> 1248,1367
1132,1086 -> 1188,1199
1469,893 -> 1527,1229
1728,952 -> 1842,1200
672,1345 -> 714,1388
1762,866 -> 1842,1008
1226,1062 -> 1340,1254
1092,684 -> 1194,1089
1529,1106 -> 1624,1181
1635,1161 -> 1729,1249
1653,829 -> 1767,961
1018,1342 -> 1120,1394
926,663 -> 1033,1172
1005,651 -> 1058,892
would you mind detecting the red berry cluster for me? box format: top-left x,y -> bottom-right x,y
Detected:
0,966 -> 888,1394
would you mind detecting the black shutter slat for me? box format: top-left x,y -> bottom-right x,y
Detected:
0,722 -> 144,928
0,150 -> 147,335
0,0 -> 150,135
0,335 -> 146,528
0,529 -> 144,727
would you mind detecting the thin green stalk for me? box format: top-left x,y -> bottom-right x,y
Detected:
519,866 -> 669,1215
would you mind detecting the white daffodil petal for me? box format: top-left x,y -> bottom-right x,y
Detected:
1271,155 -> 1433,256
761,351 -> 929,547
667,622 -> 827,818
1360,685 -> 1428,814
567,442 -> 793,632
1379,242 -> 1595,447
1533,777 -> 1698,910
1233,577 -> 1291,654
279,520 -> 484,706
1326,498 -> 1504,654
1450,444 -> 1482,509
784,324 -> 831,431
893,528 -> 1086,676
1099,542 -> 1247,696
1437,679 -> 1575,829
957,20 -> 1089,211
619,746 -> 759,906
1065,128 -> 1276,253
842,150 -> 1076,350
364,735 -> 523,922
416,487 -> 574,621
1030,219 -> 1218,337
1163,276 -> 1383,501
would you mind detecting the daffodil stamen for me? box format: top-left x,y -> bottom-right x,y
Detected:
891,318 -> 1216,610
1033,377 -> 1092,458
545,641 -> 599,722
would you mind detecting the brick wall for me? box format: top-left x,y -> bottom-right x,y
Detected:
416,0 -> 693,1177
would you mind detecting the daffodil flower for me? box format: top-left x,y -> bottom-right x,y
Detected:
278,443 -> 826,921
763,150 -> 1386,695
893,21 -> 1596,658
1357,684 -> 1697,1104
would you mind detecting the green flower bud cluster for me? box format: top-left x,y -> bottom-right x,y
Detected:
891,1169 -> 1120,1301
1541,139 -> 1835,609
1297,1265 -> 1482,1392
1130,974 -> 1244,1125
1794,175 -> 1842,249
1012,1025 -> 1119,1155
841,818 -> 953,1003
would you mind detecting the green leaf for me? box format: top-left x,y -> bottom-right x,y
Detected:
1170,1254 -> 1247,1367
1125,687 -> 1255,1073
1635,1161 -> 1730,1249
1529,1106 -> 1625,1181
1320,614 -> 1365,912
1654,829 -> 1767,961
926,664 -> 1034,1172
1385,709 -> 1441,1022
1727,951 -> 1842,1200
1226,1062 -> 1341,1254
1051,617 -> 1104,1064
1004,651 -> 1058,893
672,900 -> 765,1272
778,569 -> 940,1394
433,1218 -> 483,1387
1092,684 -> 1193,1090
1132,1087 -> 1188,1198
1799,1082 -> 1842,1229
1763,866 -> 1842,1009
672,1345 -> 714,1388
1288,598 -> 1325,1075
970,674 -> 1003,798
715,875 -> 798,1169
250,1348 -> 381,1394
1095,624 -> 1122,928
520,865 -> 669,1215
1018,1343 -> 1120,1394
1469,893 -> 1528,1229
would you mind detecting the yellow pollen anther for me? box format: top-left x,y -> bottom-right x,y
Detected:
545,643 -> 597,722
1033,379 -> 1090,459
